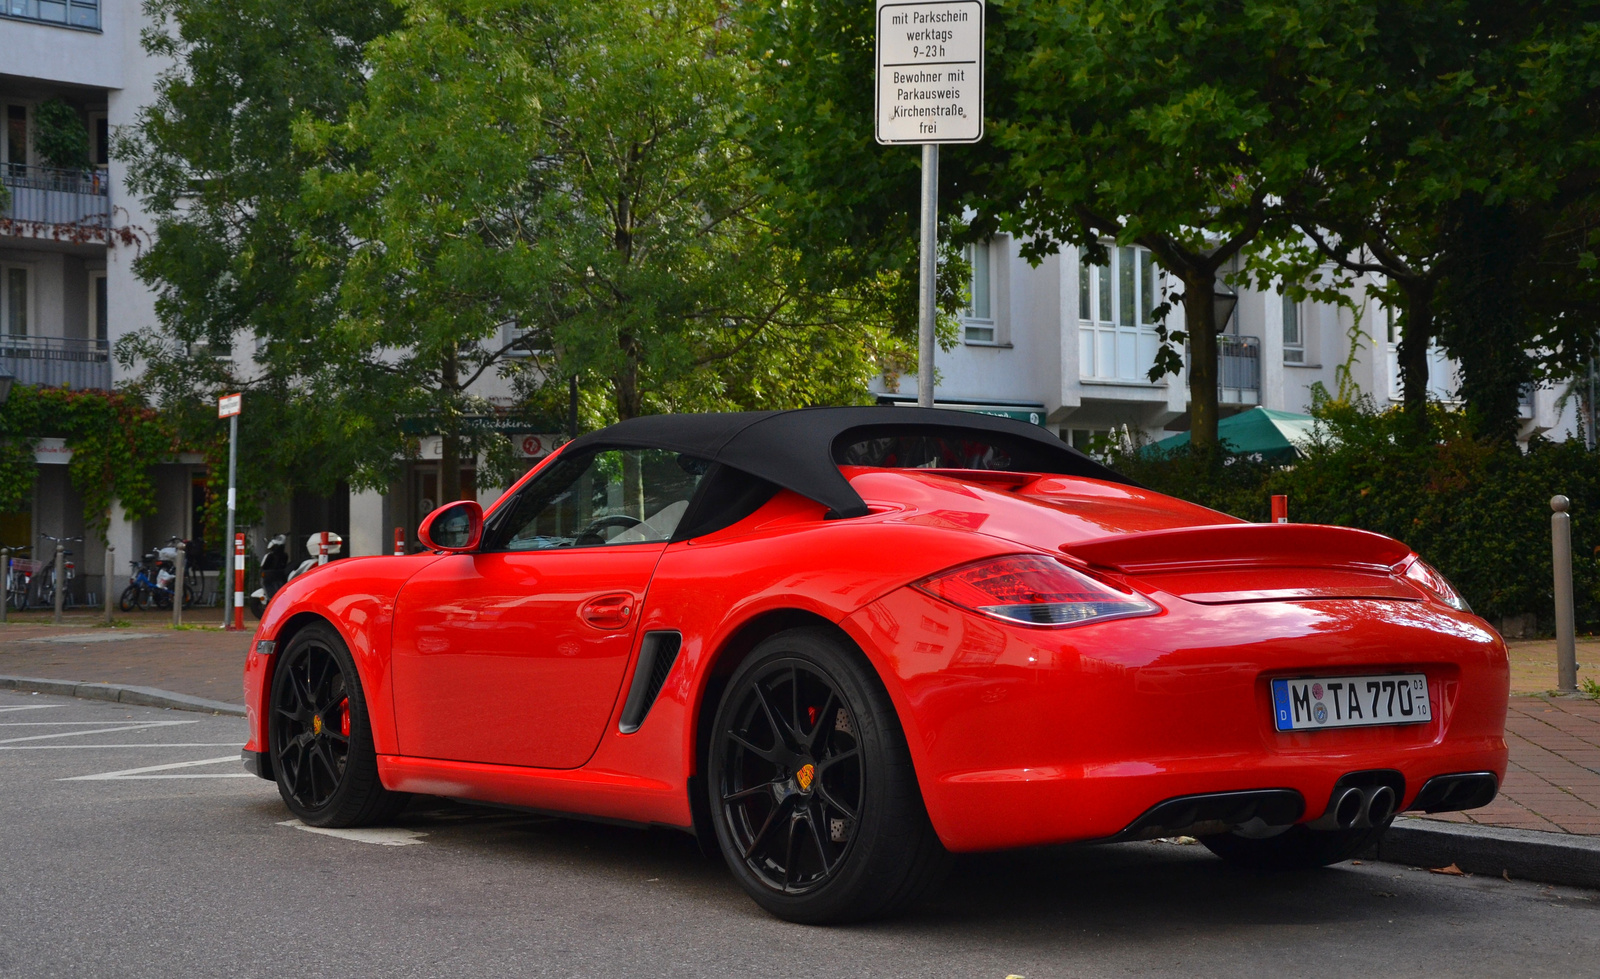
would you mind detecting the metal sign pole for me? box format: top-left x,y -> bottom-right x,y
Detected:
874,0 -> 984,410
917,143 -> 939,408
218,394 -> 240,629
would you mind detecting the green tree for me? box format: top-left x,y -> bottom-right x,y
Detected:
115,0 -> 404,529
300,0 -> 907,501
972,0 -> 1394,449
33,99 -> 91,170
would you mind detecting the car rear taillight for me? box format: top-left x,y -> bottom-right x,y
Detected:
915,554 -> 1159,627
1400,556 -> 1472,613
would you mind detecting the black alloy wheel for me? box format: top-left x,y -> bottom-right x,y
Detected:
718,659 -> 865,895
269,623 -> 407,827
708,629 -> 949,923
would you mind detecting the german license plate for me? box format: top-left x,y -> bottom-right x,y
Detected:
1271,674 -> 1431,732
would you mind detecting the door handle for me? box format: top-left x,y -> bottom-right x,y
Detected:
580,593 -> 634,630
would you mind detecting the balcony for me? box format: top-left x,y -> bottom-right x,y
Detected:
1185,335 -> 1261,405
1,164 -> 111,235
0,335 -> 111,391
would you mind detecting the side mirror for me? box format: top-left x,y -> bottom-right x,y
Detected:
418,500 -> 483,553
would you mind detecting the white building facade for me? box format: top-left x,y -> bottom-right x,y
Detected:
883,236 -> 1580,451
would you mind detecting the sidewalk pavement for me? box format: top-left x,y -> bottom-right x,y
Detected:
3,617 -> 1598,836
0,611 -> 250,706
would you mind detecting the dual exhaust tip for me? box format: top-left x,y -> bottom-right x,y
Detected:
1315,784 -> 1396,831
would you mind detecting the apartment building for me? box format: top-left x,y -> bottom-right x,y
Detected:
883,235 -> 1581,451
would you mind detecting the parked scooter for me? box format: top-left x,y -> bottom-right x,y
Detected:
246,532 -> 341,619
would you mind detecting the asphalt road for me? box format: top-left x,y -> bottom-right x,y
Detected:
3,688 -> 1597,979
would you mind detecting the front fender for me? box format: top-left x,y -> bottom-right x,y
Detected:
246,554 -> 444,756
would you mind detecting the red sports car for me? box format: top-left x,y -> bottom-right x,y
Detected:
241,407 -> 1507,922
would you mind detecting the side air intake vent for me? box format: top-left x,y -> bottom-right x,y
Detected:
618,631 -> 683,734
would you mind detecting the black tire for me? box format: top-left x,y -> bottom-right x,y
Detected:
707,628 -> 949,924
118,585 -> 139,613
1200,819 -> 1392,871
269,622 -> 408,827
246,596 -> 265,620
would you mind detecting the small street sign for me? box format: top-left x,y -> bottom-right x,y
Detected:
217,393 -> 242,418
875,0 -> 985,145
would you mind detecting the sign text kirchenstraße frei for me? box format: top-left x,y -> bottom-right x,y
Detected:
875,0 -> 985,145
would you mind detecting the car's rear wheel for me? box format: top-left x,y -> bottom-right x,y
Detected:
270,622 -> 407,827
707,628 -> 948,923
1199,820 -> 1391,871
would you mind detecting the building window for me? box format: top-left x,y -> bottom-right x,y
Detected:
962,241 -> 995,343
1078,244 -> 1164,381
1282,294 -> 1305,364
1,0 -> 101,30
90,113 -> 108,166
4,105 -> 27,171
89,271 -> 107,342
1,266 -> 29,336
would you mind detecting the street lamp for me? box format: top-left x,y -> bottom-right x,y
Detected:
1212,288 -> 1238,333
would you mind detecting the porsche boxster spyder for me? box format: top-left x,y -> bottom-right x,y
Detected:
241,407 -> 1507,922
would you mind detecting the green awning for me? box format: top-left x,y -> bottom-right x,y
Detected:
1145,407 -> 1318,463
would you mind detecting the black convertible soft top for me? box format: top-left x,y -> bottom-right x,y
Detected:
565,406 -> 1135,518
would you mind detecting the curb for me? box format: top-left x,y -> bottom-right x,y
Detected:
1369,817 -> 1600,890
0,674 -> 246,716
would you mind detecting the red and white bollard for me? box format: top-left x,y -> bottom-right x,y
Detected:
318,531 -> 329,566
231,533 -> 246,631
1271,494 -> 1289,524
393,527 -> 405,556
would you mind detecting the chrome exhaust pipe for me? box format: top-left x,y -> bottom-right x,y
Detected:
1334,787 -> 1365,828
1364,785 -> 1396,826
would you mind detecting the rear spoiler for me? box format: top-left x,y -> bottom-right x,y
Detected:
1063,523 -> 1413,575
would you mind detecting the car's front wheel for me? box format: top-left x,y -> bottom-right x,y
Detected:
1199,820 -> 1391,871
707,628 -> 948,923
269,622 -> 408,827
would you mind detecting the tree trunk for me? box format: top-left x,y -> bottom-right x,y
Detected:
1395,277 -> 1434,423
615,332 -> 643,420
1181,270 -> 1221,450
439,345 -> 463,504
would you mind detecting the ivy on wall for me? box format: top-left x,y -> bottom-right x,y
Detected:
0,387 -> 180,542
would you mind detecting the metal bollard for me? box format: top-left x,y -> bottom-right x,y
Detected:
172,545 -> 185,628
1271,495 -> 1289,523
1553,495 -> 1577,693
1,546 -> 8,625
52,542 -> 64,625
104,545 -> 114,624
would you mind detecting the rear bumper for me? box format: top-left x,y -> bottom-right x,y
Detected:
841,587 -> 1509,853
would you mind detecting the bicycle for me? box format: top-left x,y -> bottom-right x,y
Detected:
2,543 -> 35,611
37,535 -> 82,610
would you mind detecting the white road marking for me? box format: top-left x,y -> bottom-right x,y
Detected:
61,754 -> 248,781
277,819 -> 427,846
0,721 -> 195,745
0,704 -> 59,713
21,632 -> 159,644
0,743 -> 243,750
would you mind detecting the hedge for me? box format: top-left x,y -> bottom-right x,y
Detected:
1106,401 -> 1599,632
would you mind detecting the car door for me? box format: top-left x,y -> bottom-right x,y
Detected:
390,446 -> 707,769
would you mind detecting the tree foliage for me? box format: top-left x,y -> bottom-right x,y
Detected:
0,388 -> 176,542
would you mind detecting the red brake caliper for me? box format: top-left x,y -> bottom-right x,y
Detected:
339,697 -> 350,737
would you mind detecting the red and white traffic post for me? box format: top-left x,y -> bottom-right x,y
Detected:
1271,495 -> 1289,524
318,531 -> 329,565
232,533 -> 246,631
393,527 -> 405,556
218,392 -> 243,629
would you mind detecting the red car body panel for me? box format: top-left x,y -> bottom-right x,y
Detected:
243,454 -> 1509,852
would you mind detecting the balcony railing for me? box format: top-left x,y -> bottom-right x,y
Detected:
1,163 -> 111,229
0,335 -> 111,391
1185,334 -> 1261,405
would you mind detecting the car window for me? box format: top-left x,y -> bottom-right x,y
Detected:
487,448 -> 708,551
